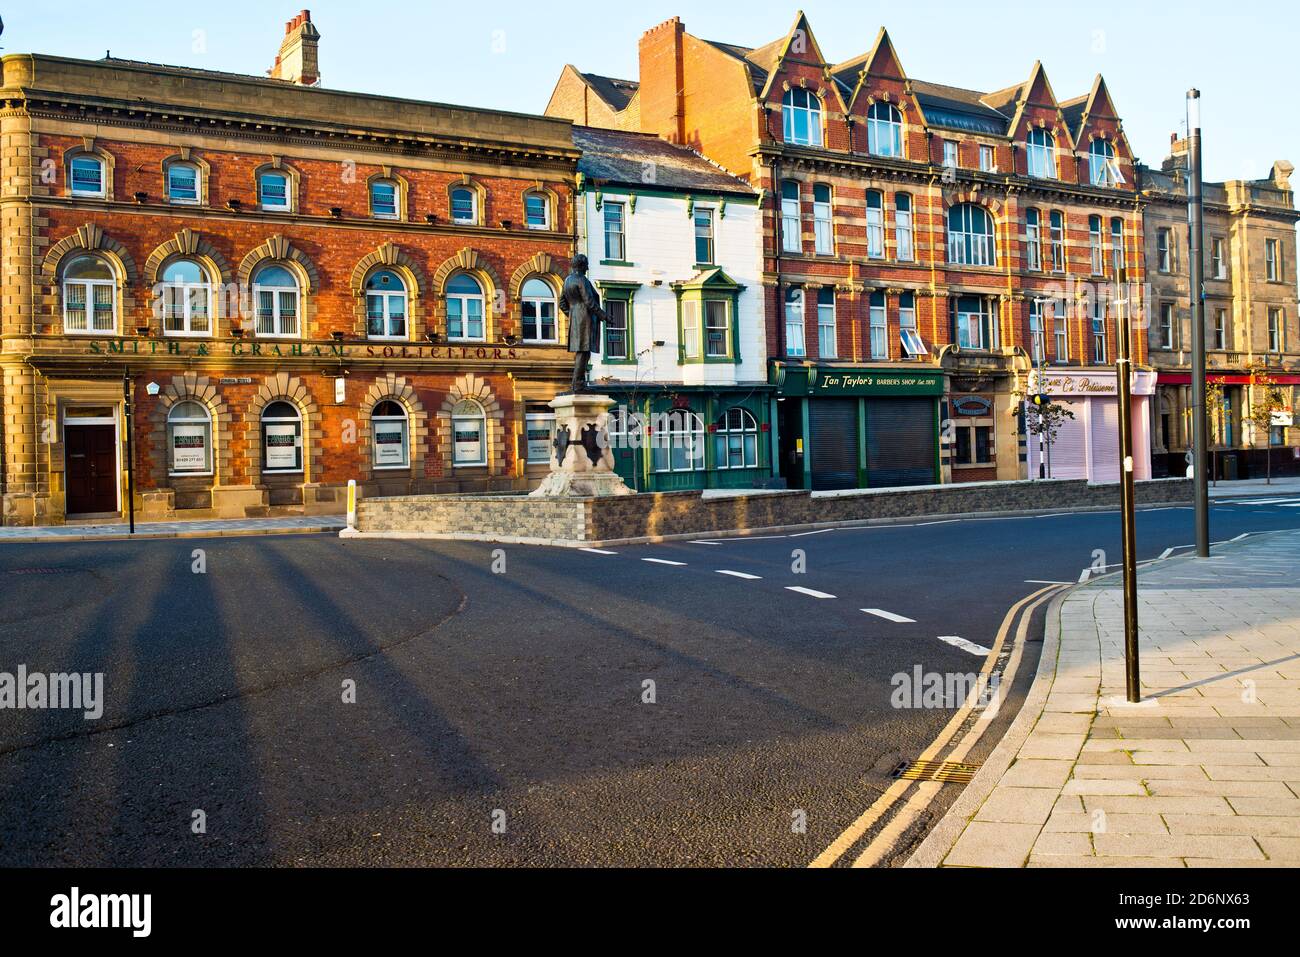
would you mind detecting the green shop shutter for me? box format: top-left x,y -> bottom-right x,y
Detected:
809,399 -> 860,490
866,398 -> 936,488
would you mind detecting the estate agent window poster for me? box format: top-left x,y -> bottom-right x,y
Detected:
373,422 -> 408,467
264,423 -> 301,470
454,421 -> 483,464
171,424 -> 209,472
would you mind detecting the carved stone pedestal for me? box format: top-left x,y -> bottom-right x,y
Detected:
528,393 -> 634,497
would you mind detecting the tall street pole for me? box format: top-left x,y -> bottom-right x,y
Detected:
1116,269 -> 1140,703
1187,89 -> 1210,558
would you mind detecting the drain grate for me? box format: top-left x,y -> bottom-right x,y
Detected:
892,759 -> 980,784
7,567 -> 79,575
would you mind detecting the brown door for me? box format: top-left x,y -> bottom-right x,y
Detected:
65,424 -> 118,514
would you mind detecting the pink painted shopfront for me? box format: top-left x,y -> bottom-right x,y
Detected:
1027,369 -> 1155,482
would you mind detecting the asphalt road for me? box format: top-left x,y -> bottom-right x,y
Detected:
1,496 -> 1298,867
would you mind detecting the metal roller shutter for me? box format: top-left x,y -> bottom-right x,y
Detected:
866,398 -> 936,488
809,399 -> 859,490
1089,398 -> 1121,482
1029,398 -> 1088,479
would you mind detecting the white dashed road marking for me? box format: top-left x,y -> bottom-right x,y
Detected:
716,570 -> 761,580
790,528 -> 834,537
785,586 -> 836,599
860,608 -> 915,623
689,541 -> 723,545
1077,568 -> 1091,582
642,558 -> 687,566
1024,580 -> 1071,585
579,548 -> 617,555
938,635 -> 993,656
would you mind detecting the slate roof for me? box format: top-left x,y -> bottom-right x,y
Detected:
580,72 -> 639,112
572,125 -> 755,195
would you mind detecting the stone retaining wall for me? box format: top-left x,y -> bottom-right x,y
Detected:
352,477 -> 1193,546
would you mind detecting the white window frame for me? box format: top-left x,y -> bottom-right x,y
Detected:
1157,229 -> 1172,273
1091,298 -> 1107,363
252,267 -> 301,338
1029,299 -> 1046,363
258,171 -> 290,212
525,411 -> 556,465
813,185 -> 833,255
782,88 -> 823,148
1089,216 -> 1104,275
1214,308 -> 1227,351
895,194 -> 914,262
1266,239 -> 1279,281
955,296 -> 995,351
69,155 -> 105,198
682,300 -> 701,359
869,291 -> 888,359
371,180 -> 399,220
899,292 -> 924,359
167,400 -> 213,477
1053,305 -> 1069,362
781,182 -> 802,254
166,162 -> 201,205
694,207 -> 715,264
1089,139 -> 1118,187
520,278 -> 557,344
651,410 -> 705,474
524,192 -> 550,230
160,261 -> 214,338
261,402 -> 303,474
1026,209 -> 1042,271
603,201 -> 626,260
785,287 -> 806,357
866,191 -> 885,260
1027,128 -> 1056,179
62,256 -> 117,335
817,287 -> 836,359
948,204 -> 995,267
866,102 -> 902,158
365,272 -> 408,341
713,408 -> 759,470
451,188 -> 478,226
943,140 -> 959,169
978,145 -> 995,172
702,298 -> 730,358
1211,237 -> 1226,279
1050,211 -> 1065,273
446,275 -> 486,342
1269,308 -> 1283,352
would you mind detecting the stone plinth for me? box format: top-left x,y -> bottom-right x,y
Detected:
528,392 -> 633,498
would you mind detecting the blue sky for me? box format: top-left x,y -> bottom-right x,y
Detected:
7,1 -> 1293,183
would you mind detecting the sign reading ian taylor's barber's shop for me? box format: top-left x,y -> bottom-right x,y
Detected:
84,339 -> 529,361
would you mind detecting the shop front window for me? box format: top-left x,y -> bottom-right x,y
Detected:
261,401 -> 302,473
713,408 -> 758,470
167,400 -> 212,475
371,400 -> 409,469
451,399 -> 487,467
651,410 -> 704,473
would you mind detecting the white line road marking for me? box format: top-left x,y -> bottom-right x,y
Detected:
860,608 -> 915,623
1231,533 -> 1250,542
1024,580 -> 1071,585
916,520 -> 959,526
1158,547 -> 1176,559
938,635 -> 993,656
790,528 -> 834,537
785,586 -> 836,599
579,548 -> 617,555
716,570 -> 761,580
641,558 -> 686,566
689,541 -> 723,545
1077,568 -> 1091,582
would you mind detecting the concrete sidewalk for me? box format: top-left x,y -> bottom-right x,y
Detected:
0,514 -> 344,543
1209,475 -> 1300,498
909,530 -> 1300,868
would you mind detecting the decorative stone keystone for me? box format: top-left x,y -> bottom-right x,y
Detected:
528,393 -> 633,498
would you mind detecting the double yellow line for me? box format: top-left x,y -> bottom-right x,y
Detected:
809,582 -> 1067,869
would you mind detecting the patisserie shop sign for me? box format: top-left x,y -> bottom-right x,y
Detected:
86,340 -> 526,360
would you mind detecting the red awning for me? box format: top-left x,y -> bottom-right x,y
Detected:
1159,372 -> 1300,385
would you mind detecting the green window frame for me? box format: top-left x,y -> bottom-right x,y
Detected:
671,269 -> 745,366
595,280 -> 640,365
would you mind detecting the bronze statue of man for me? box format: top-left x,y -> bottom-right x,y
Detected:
557,253 -> 607,393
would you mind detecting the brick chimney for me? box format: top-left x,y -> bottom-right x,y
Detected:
1162,131 -> 1189,173
638,17 -> 686,143
268,10 -> 321,86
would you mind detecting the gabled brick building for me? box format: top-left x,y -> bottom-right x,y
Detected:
2,12 -> 581,526
549,13 -> 1151,489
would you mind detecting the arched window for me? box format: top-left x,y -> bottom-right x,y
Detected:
167,400 -> 212,475
1026,128 -> 1056,179
62,255 -> 116,333
520,277 -> 557,343
785,287 -> 806,357
524,191 -> 550,230
451,187 -> 478,225
714,407 -> 759,470
69,154 -> 105,197
252,264 -> 300,337
261,401 -> 302,473
451,399 -> 487,467
1090,139 -> 1118,187
370,179 -> 399,219
166,162 -> 201,204
782,88 -> 823,147
160,259 -> 213,336
365,269 -> 407,340
446,274 -> 485,341
371,399 -> 409,469
867,101 -> 903,158
947,204 -> 996,267
651,409 -> 705,473
258,170 -> 290,211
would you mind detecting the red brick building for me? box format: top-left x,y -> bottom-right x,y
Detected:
2,12 -> 580,526
549,13 -> 1151,489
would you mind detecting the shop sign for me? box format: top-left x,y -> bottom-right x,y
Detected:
775,366 -> 944,397
85,339 -> 525,361
1030,369 -> 1156,397
1272,409 -> 1294,427
264,424 -> 300,470
951,395 -> 993,417
171,425 -> 208,472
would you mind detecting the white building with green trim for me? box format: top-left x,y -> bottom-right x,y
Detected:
573,125 -> 770,491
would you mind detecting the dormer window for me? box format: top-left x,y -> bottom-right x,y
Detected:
70,155 -> 105,197
782,88 -> 823,148
1026,128 -> 1057,179
866,101 -> 902,158
1089,139 -> 1120,187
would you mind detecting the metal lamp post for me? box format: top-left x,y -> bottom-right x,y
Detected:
1187,89 -> 1210,558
